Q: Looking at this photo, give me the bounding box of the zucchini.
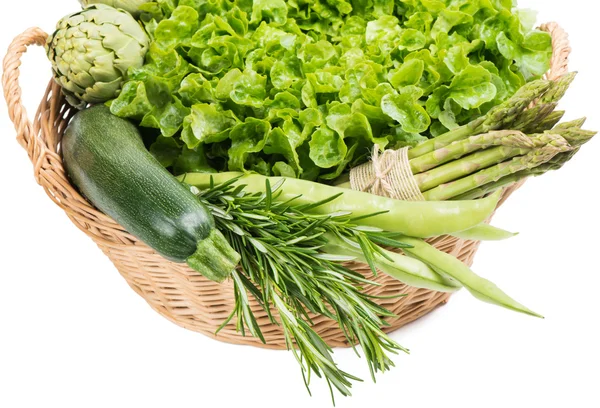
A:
[62,105,239,282]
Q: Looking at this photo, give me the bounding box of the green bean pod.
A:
[181,172,502,239]
[322,233,462,292]
[399,237,543,318]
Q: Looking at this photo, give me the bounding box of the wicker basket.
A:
[2,23,570,350]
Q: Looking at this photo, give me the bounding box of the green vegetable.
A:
[410,130,536,174]
[46,4,150,109]
[522,110,565,134]
[333,75,595,202]
[400,237,542,318]
[453,119,597,200]
[322,233,461,292]
[190,177,531,399]
[422,140,571,201]
[180,172,502,238]
[79,0,151,16]
[407,76,567,159]
[109,0,553,180]
[193,178,458,398]
[414,131,572,193]
[62,105,240,282]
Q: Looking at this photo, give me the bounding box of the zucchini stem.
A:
[187,230,241,282]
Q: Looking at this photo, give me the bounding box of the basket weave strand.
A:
[2,24,570,349]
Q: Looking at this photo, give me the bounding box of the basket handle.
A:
[541,22,571,81]
[2,27,49,155]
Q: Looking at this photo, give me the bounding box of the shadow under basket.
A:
[2,23,570,350]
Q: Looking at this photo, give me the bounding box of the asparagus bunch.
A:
[422,119,596,200]
[422,140,570,201]
[339,73,596,201]
[452,119,596,200]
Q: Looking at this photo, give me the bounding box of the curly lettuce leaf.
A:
[497,31,552,81]
[181,103,239,148]
[309,126,348,168]
[228,118,272,171]
[381,87,431,134]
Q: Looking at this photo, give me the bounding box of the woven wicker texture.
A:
[2,23,570,349]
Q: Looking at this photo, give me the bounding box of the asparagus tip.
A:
[555,117,587,129]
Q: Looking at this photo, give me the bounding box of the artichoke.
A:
[79,0,151,16]
[46,4,150,109]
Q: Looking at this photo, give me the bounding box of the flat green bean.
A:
[322,233,462,293]
[181,172,502,239]
[399,237,543,318]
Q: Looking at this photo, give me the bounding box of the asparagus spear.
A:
[526,148,581,175]
[415,146,531,191]
[508,120,594,173]
[451,150,581,201]
[514,103,557,132]
[410,130,534,174]
[451,173,527,201]
[522,110,565,134]
[452,122,597,200]
[422,143,572,201]
[552,119,595,145]
[414,132,572,192]
[512,72,576,131]
[538,72,577,104]
[530,120,597,173]
[408,73,576,160]
[408,79,553,159]
[555,117,588,131]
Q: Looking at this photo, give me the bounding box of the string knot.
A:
[350,146,424,201]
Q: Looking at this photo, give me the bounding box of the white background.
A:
[1,1,599,407]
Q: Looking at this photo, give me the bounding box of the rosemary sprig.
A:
[193,178,409,401]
